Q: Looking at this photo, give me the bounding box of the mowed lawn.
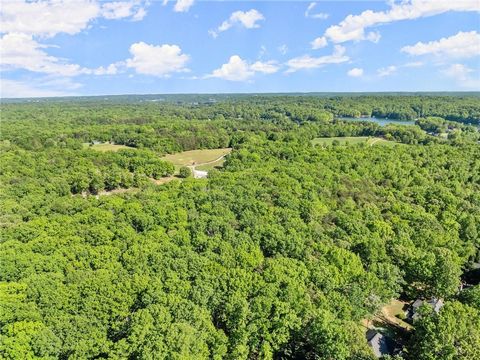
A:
[84,143,135,152]
[312,136,399,147]
[161,148,232,168]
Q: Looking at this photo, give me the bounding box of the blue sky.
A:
[1,0,479,97]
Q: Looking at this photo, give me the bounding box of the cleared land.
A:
[311,137,398,147]
[84,143,134,152]
[161,148,232,167]
[361,299,412,338]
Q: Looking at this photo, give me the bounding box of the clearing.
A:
[84,142,135,152]
[161,148,232,168]
[362,299,412,332]
[161,148,232,178]
[311,137,398,147]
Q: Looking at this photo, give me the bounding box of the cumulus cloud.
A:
[0,0,150,84]
[319,1,479,44]
[442,63,480,88]
[90,64,120,76]
[174,0,195,13]
[285,45,349,73]
[0,0,100,37]
[101,1,147,21]
[207,55,279,81]
[401,31,480,59]
[305,2,329,19]
[0,0,149,37]
[311,36,328,49]
[250,61,281,74]
[347,68,364,77]
[126,42,190,77]
[210,9,265,37]
[377,65,397,77]
[0,33,87,76]
[0,32,121,77]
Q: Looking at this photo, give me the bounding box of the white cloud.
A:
[210,9,265,37]
[0,0,149,82]
[321,1,480,44]
[442,63,480,88]
[347,68,364,77]
[305,2,329,19]
[101,1,147,21]
[251,61,280,74]
[208,56,254,81]
[366,31,381,43]
[174,0,195,13]
[377,65,397,77]
[0,1,148,38]
[126,42,190,77]
[285,45,349,73]
[132,7,147,21]
[0,33,121,77]
[0,33,86,76]
[278,44,288,55]
[91,63,120,76]
[0,0,100,38]
[401,31,480,59]
[207,55,279,81]
[311,36,328,49]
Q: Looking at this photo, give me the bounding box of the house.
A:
[405,298,444,321]
[193,169,208,179]
[366,329,396,358]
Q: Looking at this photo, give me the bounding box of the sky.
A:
[0,0,479,97]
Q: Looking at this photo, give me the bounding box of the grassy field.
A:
[161,148,232,168]
[311,137,398,147]
[196,158,227,171]
[361,299,412,341]
[84,143,134,152]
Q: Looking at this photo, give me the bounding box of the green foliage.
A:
[0,94,479,359]
[406,301,480,360]
[179,166,192,178]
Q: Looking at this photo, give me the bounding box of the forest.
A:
[1,94,480,359]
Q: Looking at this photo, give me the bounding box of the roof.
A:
[412,299,424,309]
[407,298,444,320]
[366,330,395,358]
[193,169,208,179]
[426,298,444,313]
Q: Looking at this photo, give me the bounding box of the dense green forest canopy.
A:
[1,94,479,359]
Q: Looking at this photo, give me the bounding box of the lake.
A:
[337,117,415,126]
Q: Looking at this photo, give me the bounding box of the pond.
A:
[337,117,415,126]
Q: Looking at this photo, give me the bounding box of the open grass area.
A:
[84,143,135,152]
[161,148,232,167]
[362,299,412,332]
[311,137,399,147]
[195,158,227,171]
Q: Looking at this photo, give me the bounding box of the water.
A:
[337,117,415,126]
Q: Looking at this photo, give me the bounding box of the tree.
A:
[407,301,480,360]
[179,166,192,178]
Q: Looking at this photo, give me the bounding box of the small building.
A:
[193,169,208,179]
[405,298,444,321]
[366,329,396,358]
